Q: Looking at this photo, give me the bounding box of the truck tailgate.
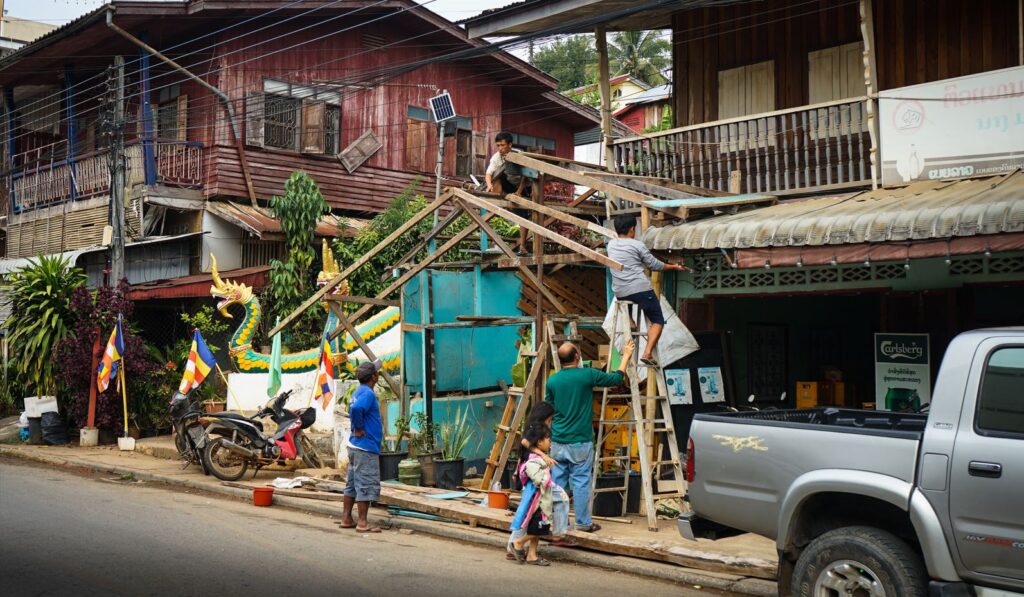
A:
[688,411,922,541]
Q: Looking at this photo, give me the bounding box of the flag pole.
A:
[214,363,240,408]
[119,363,129,437]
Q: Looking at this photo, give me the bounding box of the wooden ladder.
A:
[479,331,549,491]
[590,300,687,531]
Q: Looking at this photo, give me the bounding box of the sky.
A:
[3,0,512,25]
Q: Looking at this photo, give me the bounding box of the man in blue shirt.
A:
[340,359,383,533]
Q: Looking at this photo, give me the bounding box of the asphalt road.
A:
[0,459,693,597]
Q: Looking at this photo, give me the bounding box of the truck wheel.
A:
[793,526,927,597]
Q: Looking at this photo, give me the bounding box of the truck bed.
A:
[696,407,927,439]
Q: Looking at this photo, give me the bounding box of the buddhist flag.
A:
[97,318,125,393]
[178,330,216,394]
[312,336,335,407]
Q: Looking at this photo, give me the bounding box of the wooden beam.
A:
[453,189,623,271]
[494,252,593,268]
[328,302,401,399]
[270,190,453,336]
[454,197,568,314]
[325,295,399,308]
[502,193,615,239]
[586,171,729,197]
[595,25,615,170]
[505,152,674,216]
[327,204,493,338]
[389,205,464,273]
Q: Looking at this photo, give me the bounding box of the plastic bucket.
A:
[253,487,274,507]
[398,458,421,486]
[487,490,510,510]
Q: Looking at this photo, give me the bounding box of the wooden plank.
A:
[453,197,568,314]
[506,152,660,208]
[494,252,593,268]
[502,193,615,239]
[329,303,401,399]
[453,189,623,271]
[325,295,399,308]
[270,190,452,336]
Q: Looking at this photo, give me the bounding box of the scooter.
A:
[201,390,322,481]
[169,390,210,475]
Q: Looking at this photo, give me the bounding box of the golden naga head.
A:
[318,239,350,296]
[210,253,253,318]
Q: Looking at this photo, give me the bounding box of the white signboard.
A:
[697,366,725,404]
[665,369,692,405]
[874,333,931,411]
[879,65,1024,186]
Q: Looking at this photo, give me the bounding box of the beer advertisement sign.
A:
[874,333,931,411]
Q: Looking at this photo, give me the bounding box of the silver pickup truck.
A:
[679,328,1024,596]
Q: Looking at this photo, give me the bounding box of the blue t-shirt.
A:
[349,384,382,454]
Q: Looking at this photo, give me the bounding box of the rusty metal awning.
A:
[205,201,364,240]
[644,170,1024,251]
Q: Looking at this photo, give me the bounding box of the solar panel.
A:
[429,91,456,123]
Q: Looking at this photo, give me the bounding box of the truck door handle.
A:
[968,461,1002,478]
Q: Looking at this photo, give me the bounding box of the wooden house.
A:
[0,0,599,279]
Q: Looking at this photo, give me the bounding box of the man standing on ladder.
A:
[607,215,687,367]
[546,340,635,532]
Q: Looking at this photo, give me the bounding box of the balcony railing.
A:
[613,97,873,195]
[8,140,203,212]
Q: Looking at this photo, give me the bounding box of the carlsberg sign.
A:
[875,333,931,410]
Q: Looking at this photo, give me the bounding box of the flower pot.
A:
[434,457,465,490]
[417,451,441,486]
[379,451,408,481]
[203,401,226,414]
[79,427,99,447]
[499,460,521,491]
[127,427,142,440]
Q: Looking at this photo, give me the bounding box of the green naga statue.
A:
[210,240,401,375]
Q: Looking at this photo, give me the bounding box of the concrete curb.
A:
[0,445,775,596]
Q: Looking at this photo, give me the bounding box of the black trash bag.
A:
[41,411,69,445]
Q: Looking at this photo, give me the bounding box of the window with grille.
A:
[247,80,341,153]
[264,94,301,150]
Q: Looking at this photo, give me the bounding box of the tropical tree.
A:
[532,35,597,91]
[4,255,85,397]
[608,30,670,86]
[266,171,330,349]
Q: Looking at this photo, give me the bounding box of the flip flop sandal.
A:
[551,536,579,547]
[510,545,527,563]
[577,523,602,533]
[526,558,551,566]
[336,521,358,529]
[640,357,660,368]
[355,526,383,533]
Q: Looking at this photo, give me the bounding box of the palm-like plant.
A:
[608,30,671,86]
[4,254,85,396]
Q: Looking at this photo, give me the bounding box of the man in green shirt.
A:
[545,339,634,532]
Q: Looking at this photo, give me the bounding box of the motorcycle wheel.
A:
[300,434,323,469]
[202,437,250,481]
[173,429,189,459]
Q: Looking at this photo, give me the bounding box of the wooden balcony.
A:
[612,97,874,196]
[8,141,203,212]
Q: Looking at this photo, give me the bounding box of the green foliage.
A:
[438,406,473,461]
[565,74,602,108]
[152,305,233,403]
[267,171,329,349]
[4,255,86,396]
[533,35,597,91]
[410,411,440,455]
[609,30,670,86]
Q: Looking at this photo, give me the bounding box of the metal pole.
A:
[110,56,126,284]
[433,122,444,226]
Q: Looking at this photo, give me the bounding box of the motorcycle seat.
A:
[210,412,264,431]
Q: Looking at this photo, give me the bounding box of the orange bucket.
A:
[487,490,510,510]
[253,487,274,507]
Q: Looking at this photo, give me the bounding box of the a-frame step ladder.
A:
[590,300,687,532]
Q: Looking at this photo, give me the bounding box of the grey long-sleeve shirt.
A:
[606,237,665,297]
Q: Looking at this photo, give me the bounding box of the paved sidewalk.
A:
[0,440,776,596]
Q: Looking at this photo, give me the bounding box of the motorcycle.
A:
[169,390,210,475]
[201,390,323,481]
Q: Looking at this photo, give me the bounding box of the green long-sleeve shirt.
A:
[544,367,625,444]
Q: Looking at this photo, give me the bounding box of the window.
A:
[155,96,187,141]
[508,132,556,153]
[613,88,623,98]
[246,80,341,153]
[976,347,1024,436]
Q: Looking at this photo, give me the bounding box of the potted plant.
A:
[410,411,441,486]
[434,407,472,490]
[379,415,409,482]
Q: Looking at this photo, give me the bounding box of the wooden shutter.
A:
[405,118,428,172]
[338,129,383,173]
[809,42,866,103]
[245,93,264,148]
[176,95,188,141]
[717,66,744,120]
[472,132,488,176]
[301,99,326,154]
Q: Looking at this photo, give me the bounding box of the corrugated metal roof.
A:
[644,170,1024,250]
[205,201,361,238]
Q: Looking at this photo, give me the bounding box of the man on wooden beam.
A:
[485,131,533,254]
